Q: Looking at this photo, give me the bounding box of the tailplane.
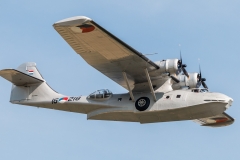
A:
[0,62,63,103]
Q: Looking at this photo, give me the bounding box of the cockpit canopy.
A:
[191,88,209,93]
[88,89,113,100]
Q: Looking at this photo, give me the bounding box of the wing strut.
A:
[122,72,135,102]
[144,68,157,102]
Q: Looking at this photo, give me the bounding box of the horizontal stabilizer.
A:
[0,69,44,86]
[194,112,234,127]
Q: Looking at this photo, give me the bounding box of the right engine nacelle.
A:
[172,73,199,90]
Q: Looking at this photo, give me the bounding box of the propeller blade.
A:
[182,67,189,78]
[180,50,182,63]
[201,78,206,81]
[182,64,187,68]
[178,51,189,78]
[170,76,180,83]
[196,81,201,88]
[202,81,208,89]
[198,64,208,89]
[178,51,183,68]
[176,68,182,75]
[199,65,202,80]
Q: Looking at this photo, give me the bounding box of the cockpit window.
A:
[200,89,208,92]
[193,89,199,93]
[192,88,208,93]
[88,89,112,100]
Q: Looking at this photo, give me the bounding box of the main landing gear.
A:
[135,97,150,111]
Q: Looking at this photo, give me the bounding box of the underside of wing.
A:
[194,112,234,127]
[53,16,168,92]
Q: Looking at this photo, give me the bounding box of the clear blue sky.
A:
[0,1,239,159]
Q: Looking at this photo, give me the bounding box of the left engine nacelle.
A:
[172,73,199,90]
[155,59,179,74]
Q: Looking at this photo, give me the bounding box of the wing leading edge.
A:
[53,16,168,92]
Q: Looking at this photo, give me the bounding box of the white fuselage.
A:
[18,89,233,124]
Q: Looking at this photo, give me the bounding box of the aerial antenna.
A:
[144,53,158,56]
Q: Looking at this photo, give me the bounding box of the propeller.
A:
[170,75,180,83]
[177,51,189,78]
[197,65,208,89]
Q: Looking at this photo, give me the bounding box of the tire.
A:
[135,97,150,111]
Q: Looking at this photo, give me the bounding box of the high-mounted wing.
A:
[194,112,234,127]
[53,16,167,92]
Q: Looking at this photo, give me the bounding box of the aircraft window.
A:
[193,89,199,93]
[96,91,103,98]
[104,90,112,98]
[88,89,112,100]
[89,92,96,99]
[176,95,181,98]
[166,96,170,99]
[200,89,208,93]
[192,88,209,93]
[204,99,224,102]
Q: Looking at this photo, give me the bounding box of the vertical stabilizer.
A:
[17,62,44,81]
[0,62,64,104]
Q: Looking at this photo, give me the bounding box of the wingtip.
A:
[53,16,92,27]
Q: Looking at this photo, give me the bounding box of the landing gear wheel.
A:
[135,97,150,111]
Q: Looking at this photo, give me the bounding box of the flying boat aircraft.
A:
[0,16,234,127]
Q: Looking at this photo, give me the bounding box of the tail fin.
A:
[16,62,45,81]
[0,62,63,103]
[0,63,44,86]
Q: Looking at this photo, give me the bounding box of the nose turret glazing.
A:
[226,97,233,109]
[217,93,233,109]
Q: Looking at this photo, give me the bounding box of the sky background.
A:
[0,0,240,159]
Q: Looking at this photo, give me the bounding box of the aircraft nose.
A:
[228,98,233,106]
[224,95,233,109]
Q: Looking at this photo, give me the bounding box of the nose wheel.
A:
[135,97,150,111]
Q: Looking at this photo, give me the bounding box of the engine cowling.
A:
[172,73,199,90]
[155,59,179,74]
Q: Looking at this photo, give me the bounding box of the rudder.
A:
[0,62,63,103]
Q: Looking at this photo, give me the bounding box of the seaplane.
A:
[0,16,234,127]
